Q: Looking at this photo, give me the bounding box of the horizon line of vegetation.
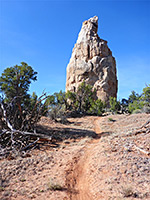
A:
[0,62,150,131]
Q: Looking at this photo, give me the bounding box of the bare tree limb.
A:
[0,92,50,158]
[0,102,14,131]
[134,145,150,156]
[140,119,150,129]
[21,137,39,151]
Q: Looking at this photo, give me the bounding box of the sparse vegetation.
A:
[88,99,105,116]
[45,81,106,117]
[122,186,134,197]
[48,179,64,191]
[109,97,120,114]
[132,109,142,114]
[0,62,49,131]
[0,62,149,160]
[0,186,5,192]
[20,178,26,182]
[122,186,138,198]
[142,105,150,113]
[0,63,50,158]
[108,117,115,122]
[127,86,150,114]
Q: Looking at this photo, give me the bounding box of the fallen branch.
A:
[134,145,150,156]
[140,119,150,129]
[126,118,150,136]
[134,129,146,135]
[0,129,52,158]
[13,130,52,141]
[0,103,14,131]
[21,137,39,151]
[0,92,50,159]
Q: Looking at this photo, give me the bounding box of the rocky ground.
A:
[0,113,150,200]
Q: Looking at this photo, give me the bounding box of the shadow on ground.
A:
[36,124,97,142]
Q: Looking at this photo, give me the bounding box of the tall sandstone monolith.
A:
[66,16,118,102]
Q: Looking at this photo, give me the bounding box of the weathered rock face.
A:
[66,16,118,102]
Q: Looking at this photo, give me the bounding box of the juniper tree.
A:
[109,97,120,114]
[141,84,150,106]
[0,62,38,130]
[0,62,37,102]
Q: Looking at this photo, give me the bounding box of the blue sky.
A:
[0,0,150,100]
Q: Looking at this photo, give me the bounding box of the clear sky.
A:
[0,0,150,100]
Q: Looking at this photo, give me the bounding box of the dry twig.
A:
[0,93,50,159]
[134,145,150,156]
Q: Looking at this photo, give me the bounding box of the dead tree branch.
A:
[0,93,50,159]
[134,145,150,156]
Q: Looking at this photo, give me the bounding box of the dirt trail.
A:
[65,117,102,200]
[1,114,149,200]
[65,114,150,200]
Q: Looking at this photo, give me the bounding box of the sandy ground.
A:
[0,113,150,200]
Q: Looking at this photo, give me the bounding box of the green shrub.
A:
[128,91,140,103]
[75,81,96,113]
[108,117,115,122]
[132,109,142,114]
[141,84,150,106]
[88,99,105,116]
[48,104,67,123]
[142,106,150,113]
[48,183,63,191]
[66,81,97,114]
[128,100,144,114]
[109,97,120,114]
[48,179,64,191]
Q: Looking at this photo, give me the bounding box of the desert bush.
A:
[66,81,97,114]
[47,82,105,117]
[46,91,69,123]
[48,179,64,191]
[48,104,67,123]
[122,186,134,197]
[132,109,142,114]
[75,81,96,114]
[88,99,105,116]
[48,183,63,191]
[128,100,144,114]
[141,84,150,106]
[108,117,115,122]
[109,97,120,114]
[128,91,140,103]
[142,106,150,113]
[127,86,150,114]
[63,82,107,116]
[65,90,76,111]
[120,98,129,113]
[54,90,69,110]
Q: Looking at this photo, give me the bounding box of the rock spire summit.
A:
[66,16,118,102]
